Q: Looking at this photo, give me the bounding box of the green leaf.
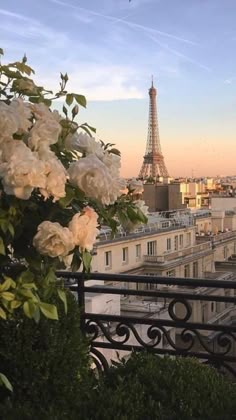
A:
[43,98,52,107]
[8,223,14,237]
[18,289,35,299]
[23,301,34,318]
[117,210,129,225]
[22,282,37,290]
[58,289,67,314]
[80,122,96,133]
[1,292,15,301]
[71,249,82,272]
[59,185,75,208]
[109,148,121,156]
[127,206,139,223]
[39,302,58,320]
[14,61,34,75]
[19,269,34,283]
[137,209,148,224]
[0,373,13,392]
[44,267,57,286]
[82,251,92,272]
[0,48,4,56]
[0,220,8,234]
[0,237,5,256]
[10,300,22,310]
[0,307,6,320]
[79,125,92,137]
[74,94,87,108]
[66,93,74,106]
[0,277,16,291]
[29,96,41,103]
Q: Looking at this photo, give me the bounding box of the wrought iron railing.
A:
[57,271,236,377]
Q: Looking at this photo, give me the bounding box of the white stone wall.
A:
[92,227,196,274]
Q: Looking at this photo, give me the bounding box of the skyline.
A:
[1,0,236,177]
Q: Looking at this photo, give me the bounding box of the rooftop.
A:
[97,210,194,244]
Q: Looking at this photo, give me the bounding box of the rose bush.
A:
[0,48,147,339]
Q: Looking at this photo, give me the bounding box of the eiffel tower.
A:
[139,79,169,180]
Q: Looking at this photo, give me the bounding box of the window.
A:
[136,244,141,260]
[105,251,112,268]
[179,234,183,248]
[174,236,178,251]
[166,269,175,277]
[211,302,215,312]
[147,241,157,256]
[184,264,190,278]
[161,221,170,228]
[122,247,128,264]
[193,262,198,278]
[167,238,171,251]
[147,282,156,290]
[186,232,191,246]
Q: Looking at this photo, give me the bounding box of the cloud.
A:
[35,63,144,101]
[223,77,235,84]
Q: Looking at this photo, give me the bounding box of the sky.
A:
[0,0,236,178]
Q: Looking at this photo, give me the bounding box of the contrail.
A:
[50,0,198,46]
[0,8,36,23]
[148,34,211,72]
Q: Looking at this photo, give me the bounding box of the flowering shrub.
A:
[0,48,147,337]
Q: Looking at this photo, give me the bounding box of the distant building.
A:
[86,209,236,364]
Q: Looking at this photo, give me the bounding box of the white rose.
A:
[30,103,52,120]
[28,118,61,151]
[129,178,144,195]
[0,102,19,141]
[68,155,125,205]
[120,186,129,195]
[40,155,68,202]
[9,98,32,133]
[100,151,121,178]
[69,207,99,251]
[33,221,75,258]
[134,199,149,216]
[0,139,32,163]
[0,152,46,200]
[65,132,103,157]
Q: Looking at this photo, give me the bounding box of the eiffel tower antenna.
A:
[139,79,169,180]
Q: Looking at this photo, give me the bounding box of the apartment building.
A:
[84,210,236,365]
[92,214,214,280]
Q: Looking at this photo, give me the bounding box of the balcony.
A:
[58,271,236,378]
[196,230,236,245]
[143,242,212,264]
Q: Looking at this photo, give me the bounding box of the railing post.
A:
[78,272,86,333]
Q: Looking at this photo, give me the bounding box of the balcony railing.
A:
[196,230,236,244]
[144,242,212,263]
[57,271,236,378]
